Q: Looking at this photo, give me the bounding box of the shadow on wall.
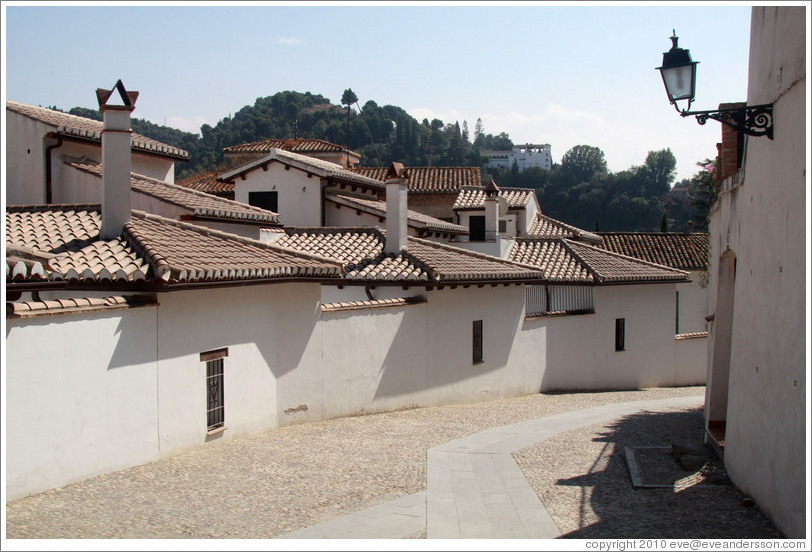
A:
[549,408,784,539]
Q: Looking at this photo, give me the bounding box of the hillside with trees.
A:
[65,90,713,232]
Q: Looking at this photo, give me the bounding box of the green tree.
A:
[341,88,358,147]
[689,159,717,231]
[560,145,608,185]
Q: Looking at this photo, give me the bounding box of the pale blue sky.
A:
[3,2,763,182]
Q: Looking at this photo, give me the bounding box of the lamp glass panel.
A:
[662,64,695,102]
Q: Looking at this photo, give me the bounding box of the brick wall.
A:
[715,102,746,187]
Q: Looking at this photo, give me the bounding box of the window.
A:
[615,318,626,351]
[498,219,508,234]
[473,320,483,363]
[201,348,228,432]
[675,291,680,334]
[248,191,278,213]
[469,216,486,241]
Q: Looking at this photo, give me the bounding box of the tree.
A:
[461,120,469,143]
[474,118,484,146]
[641,148,677,197]
[560,145,608,185]
[689,159,717,231]
[341,88,358,147]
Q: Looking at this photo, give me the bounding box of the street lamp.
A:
[656,31,773,139]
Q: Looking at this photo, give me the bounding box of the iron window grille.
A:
[201,348,228,431]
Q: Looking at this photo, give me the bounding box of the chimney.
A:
[384,162,409,254]
[97,80,138,240]
[484,179,500,241]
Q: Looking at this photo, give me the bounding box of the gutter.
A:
[44,135,64,203]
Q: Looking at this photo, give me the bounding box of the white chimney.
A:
[384,162,409,254]
[484,179,500,241]
[98,80,138,240]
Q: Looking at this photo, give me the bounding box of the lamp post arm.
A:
[679,103,773,139]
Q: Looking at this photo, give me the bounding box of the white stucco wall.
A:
[5,111,177,207]
[540,283,705,391]
[705,6,806,538]
[155,284,322,457]
[233,163,323,227]
[5,305,160,500]
[676,273,709,335]
[277,284,546,424]
[5,111,50,204]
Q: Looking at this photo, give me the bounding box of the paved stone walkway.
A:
[280,395,701,539]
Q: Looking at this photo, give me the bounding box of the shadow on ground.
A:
[555,408,784,539]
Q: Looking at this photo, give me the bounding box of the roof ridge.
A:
[128,211,344,271]
[565,239,689,278]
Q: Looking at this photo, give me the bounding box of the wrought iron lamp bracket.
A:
[678,103,774,139]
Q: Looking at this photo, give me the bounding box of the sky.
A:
[1,1,768,183]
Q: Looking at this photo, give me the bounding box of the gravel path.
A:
[513,404,783,538]
[5,385,781,539]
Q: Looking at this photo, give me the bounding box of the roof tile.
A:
[453,186,535,210]
[351,166,482,194]
[598,232,709,270]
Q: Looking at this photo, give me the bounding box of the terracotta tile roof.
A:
[276,227,544,284]
[6,205,341,285]
[7,295,157,318]
[509,239,593,282]
[326,194,468,236]
[321,297,426,313]
[67,162,279,225]
[125,212,340,283]
[223,138,356,156]
[175,171,235,198]
[453,186,535,210]
[6,204,100,253]
[219,149,385,192]
[6,205,149,283]
[528,213,602,244]
[598,232,709,270]
[509,238,689,284]
[350,167,482,194]
[6,101,188,160]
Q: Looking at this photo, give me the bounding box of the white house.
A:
[704,6,806,538]
[5,92,188,206]
[482,143,552,172]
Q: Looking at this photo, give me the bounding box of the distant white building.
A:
[482,143,552,172]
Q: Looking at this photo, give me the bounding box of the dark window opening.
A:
[615,318,626,351]
[473,320,483,363]
[469,216,486,241]
[248,191,278,213]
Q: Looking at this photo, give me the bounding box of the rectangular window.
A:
[201,348,228,431]
[469,216,486,241]
[615,318,626,351]
[248,191,278,213]
[498,219,508,234]
[675,291,680,334]
[473,320,483,363]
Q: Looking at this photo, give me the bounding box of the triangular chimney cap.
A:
[96,79,139,110]
[485,179,500,197]
[385,162,410,181]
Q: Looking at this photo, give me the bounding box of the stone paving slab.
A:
[277,491,427,539]
[425,395,703,539]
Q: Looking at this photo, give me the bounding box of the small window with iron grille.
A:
[473,320,484,363]
[615,318,626,351]
[201,348,228,433]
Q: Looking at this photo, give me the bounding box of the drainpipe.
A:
[44,135,64,204]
